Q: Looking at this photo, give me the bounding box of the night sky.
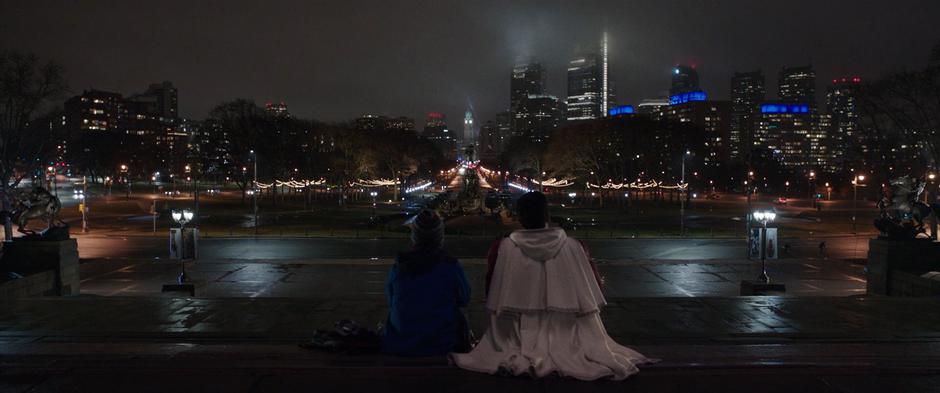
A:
[3,1,938,125]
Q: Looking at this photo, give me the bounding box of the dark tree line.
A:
[202,99,448,205]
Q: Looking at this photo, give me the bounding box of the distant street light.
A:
[752,209,777,283]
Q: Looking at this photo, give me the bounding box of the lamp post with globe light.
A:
[171,209,194,283]
[370,191,378,219]
[752,209,777,283]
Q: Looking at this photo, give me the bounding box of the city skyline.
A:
[3,1,939,125]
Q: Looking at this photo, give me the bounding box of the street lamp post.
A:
[681,150,690,236]
[78,177,88,233]
[926,173,936,203]
[47,166,58,199]
[171,209,194,284]
[120,164,130,200]
[808,171,816,207]
[370,191,378,219]
[185,164,199,227]
[852,174,865,234]
[252,151,258,238]
[929,173,937,239]
[752,210,777,283]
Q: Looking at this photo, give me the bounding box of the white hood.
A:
[508,227,568,262]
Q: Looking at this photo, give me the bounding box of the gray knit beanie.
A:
[409,209,444,248]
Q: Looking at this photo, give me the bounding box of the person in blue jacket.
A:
[383,209,471,356]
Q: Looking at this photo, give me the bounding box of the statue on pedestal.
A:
[875,176,935,240]
[11,187,66,240]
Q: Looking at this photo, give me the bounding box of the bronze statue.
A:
[875,176,935,239]
[11,186,63,236]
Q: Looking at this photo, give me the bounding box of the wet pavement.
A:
[78,257,867,298]
[74,234,872,260]
[2,296,940,392]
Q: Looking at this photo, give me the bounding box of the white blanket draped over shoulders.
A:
[452,227,654,381]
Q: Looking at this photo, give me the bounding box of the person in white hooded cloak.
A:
[451,191,655,380]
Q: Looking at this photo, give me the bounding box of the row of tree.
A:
[202,99,449,204]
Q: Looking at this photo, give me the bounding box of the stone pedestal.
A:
[740,280,787,296]
[868,238,940,296]
[1,239,80,296]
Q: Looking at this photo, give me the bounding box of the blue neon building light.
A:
[760,103,810,114]
[608,105,635,116]
[669,91,707,105]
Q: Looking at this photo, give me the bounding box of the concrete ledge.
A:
[1,239,80,296]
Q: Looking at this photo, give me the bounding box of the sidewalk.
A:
[2,296,940,392]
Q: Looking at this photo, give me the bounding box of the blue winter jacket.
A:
[383,247,471,356]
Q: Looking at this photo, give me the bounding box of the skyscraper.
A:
[826,77,862,170]
[754,103,813,168]
[601,32,610,117]
[142,81,178,120]
[730,70,766,160]
[511,61,545,114]
[778,65,817,110]
[656,100,731,168]
[565,35,612,122]
[423,112,455,157]
[670,65,700,95]
[566,54,603,121]
[511,61,558,140]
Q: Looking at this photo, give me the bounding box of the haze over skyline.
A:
[3,0,938,124]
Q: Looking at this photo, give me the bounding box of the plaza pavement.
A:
[2,296,940,392]
[72,234,873,261]
[78,257,867,298]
